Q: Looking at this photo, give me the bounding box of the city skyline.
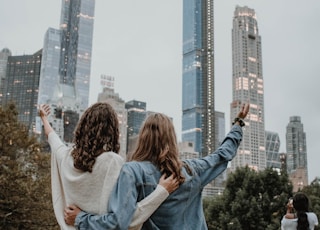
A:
[0,0,319,182]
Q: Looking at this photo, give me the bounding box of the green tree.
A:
[0,103,58,229]
[203,166,293,230]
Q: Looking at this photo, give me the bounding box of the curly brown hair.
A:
[72,102,120,172]
[130,113,185,184]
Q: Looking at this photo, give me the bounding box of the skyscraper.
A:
[0,48,12,105]
[37,28,61,105]
[182,0,215,156]
[265,131,281,170]
[125,100,147,158]
[286,116,308,189]
[58,0,95,110]
[37,0,95,141]
[1,50,42,132]
[230,6,266,171]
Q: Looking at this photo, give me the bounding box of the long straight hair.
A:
[293,193,310,230]
[131,113,185,184]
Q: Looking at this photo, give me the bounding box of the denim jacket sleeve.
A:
[185,125,243,187]
[75,165,138,230]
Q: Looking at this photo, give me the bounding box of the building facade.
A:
[0,48,12,95]
[125,100,147,158]
[230,6,266,171]
[286,116,308,189]
[58,0,95,110]
[265,131,281,170]
[37,28,61,106]
[1,50,42,133]
[37,0,95,142]
[182,0,215,156]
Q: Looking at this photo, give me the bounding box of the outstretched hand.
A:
[159,174,179,194]
[237,103,249,119]
[64,205,82,226]
[39,104,51,118]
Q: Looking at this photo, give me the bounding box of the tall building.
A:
[125,100,147,158]
[0,48,12,105]
[37,0,95,142]
[125,100,147,138]
[265,131,281,170]
[97,76,127,159]
[286,116,308,189]
[230,6,266,171]
[215,111,225,147]
[182,0,215,156]
[58,0,95,110]
[212,111,227,185]
[37,28,61,106]
[1,50,42,132]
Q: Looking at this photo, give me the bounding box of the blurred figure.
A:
[281,192,318,230]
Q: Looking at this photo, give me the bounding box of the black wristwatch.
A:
[232,117,245,127]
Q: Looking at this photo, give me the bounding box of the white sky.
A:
[1,0,319,182]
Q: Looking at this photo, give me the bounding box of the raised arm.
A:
[39,104,54,137]
[187,103,249,186]
[284,199,296,219]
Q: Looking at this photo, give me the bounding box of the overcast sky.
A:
[1,0,319,182]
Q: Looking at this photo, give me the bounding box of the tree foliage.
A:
[0,103,58,229]
[203,166,293,230]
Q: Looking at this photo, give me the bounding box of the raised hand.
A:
[39,104,51,117]
[237,103,249,119]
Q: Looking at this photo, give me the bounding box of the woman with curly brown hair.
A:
[64,103,249,230]
[39,103,178,230]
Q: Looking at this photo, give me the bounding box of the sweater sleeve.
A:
[48,131,69,163]
[128,185,169,230]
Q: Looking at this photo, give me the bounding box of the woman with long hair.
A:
[64,103,249,229]
[281,192,318,230]
[39,103,178,230]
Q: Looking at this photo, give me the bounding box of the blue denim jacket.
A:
[75,125,242,230]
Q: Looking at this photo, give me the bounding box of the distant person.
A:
[39,103,178,230]
[281,192,318,230]
[64,103,250,230]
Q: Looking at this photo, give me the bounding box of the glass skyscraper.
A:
[2,50,42,132]
[182,0,215,156]
[265,131,281,170]
[37,28,61,105]
[36,0,95,142]
[286,116,308,174]
[230,6,266,171]
[59,0,95,110]
[38,0,95,109]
